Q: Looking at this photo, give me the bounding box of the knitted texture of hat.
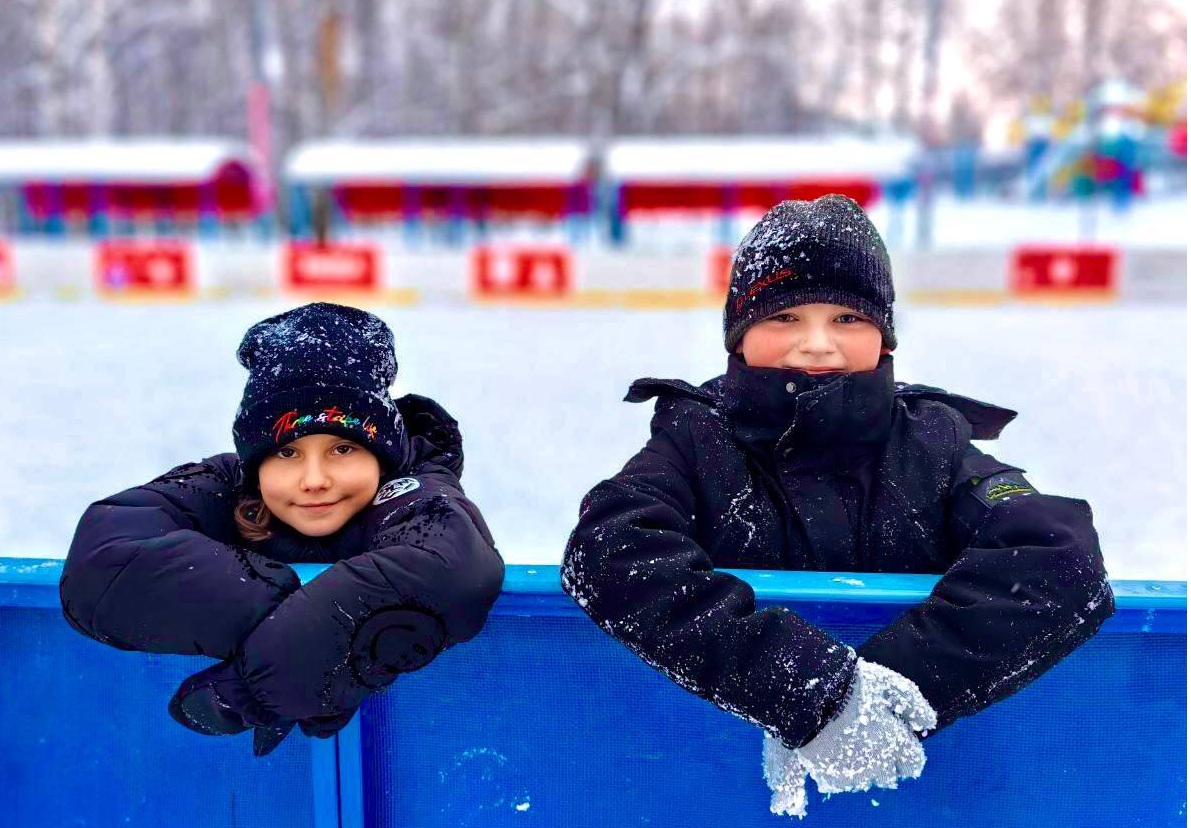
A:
[722,194,896,352]
[232,302,404,481]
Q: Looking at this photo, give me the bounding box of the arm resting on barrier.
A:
[563,418,857,750]
[59,455,300,659]
[858,446,1116,733]
[231,467,505,720]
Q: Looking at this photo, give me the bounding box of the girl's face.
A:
[738,302,886,373]
[258,434,381,537]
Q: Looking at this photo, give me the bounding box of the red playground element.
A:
[334,182,590,221]
[707,246,734,294]
[24,170,257,221]
[470,246,573,298]
[283,242,381,292]
[1170,118,1187,158]
[621,178,880,216]
[95,240,193,294]
[0,240,13,294]
[1010,246,1119,297]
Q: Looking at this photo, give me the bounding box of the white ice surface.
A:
[0,301,1184,580]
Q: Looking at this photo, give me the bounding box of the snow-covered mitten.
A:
[798,658,937,794]
[763,733,810,818]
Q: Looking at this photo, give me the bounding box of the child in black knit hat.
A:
[61,302,504,756]
[562,195,1114,817]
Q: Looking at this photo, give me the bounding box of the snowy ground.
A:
[0,300,1184,580]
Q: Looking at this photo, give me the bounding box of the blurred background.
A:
[0,0,1185,579]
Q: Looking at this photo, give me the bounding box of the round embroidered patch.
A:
[373,477,421,505]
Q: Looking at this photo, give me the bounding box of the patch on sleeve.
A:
[373,477,421,505]
[971,472,1036,507]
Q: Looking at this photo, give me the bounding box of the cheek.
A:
[842,329,884,369]
[256,467,289,508]
[344,461,382,499]
[740,328,790,368]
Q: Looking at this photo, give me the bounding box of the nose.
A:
[300,458,332,491]
[798,324,835,355]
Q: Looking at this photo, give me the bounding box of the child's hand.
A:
[168,659,295,756]
[299,707,358,739]
[763,733,810,818]
[797,658,936,795]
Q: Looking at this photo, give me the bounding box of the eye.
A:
[332,443,356,456]
[768,313,797,323]
[835,313,864,324]
[276,446,297,459]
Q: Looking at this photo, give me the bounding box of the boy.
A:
[561,195,1113,816]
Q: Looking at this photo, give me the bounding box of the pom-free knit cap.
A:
[232,302,404,484]
[723,194,896,352]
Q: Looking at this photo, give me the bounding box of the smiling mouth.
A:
[795,367,844,374]
[298,500,342,509]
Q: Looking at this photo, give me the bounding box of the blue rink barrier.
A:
[0,558,1185,828]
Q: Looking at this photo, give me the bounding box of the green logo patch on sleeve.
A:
[972,472,1036,507]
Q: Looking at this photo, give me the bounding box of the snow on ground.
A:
[0,300,1184,580]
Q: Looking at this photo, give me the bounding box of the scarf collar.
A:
[720,354,895,461]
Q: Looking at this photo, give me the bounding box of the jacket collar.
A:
[720,354,895,460]
[394,393,464,477]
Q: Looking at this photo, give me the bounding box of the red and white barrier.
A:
[470,245,573,298]
[283,242,381,293]
[1010,246,1120,298]
[706,245,734,295]
[0,240,14,295]
[95,240,194,295]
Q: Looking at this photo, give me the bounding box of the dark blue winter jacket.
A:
[562,355,1114,748]
[60,394,505,720]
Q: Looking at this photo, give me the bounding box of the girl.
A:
[60,302,505,756]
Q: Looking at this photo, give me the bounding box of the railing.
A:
[1,558,1185,828]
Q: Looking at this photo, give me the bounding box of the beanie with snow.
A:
[233,302,404,485]
[723,194,897,353]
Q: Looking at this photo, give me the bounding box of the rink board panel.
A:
[0,560,1184,828]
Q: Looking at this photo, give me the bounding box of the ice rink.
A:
[1,299,1184,580]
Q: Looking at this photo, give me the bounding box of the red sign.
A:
[1010,246,1119,297]
[96,241,193,293]
[471,246,573,298]
[0,240,13,294]
[707,246,734,294]
[284,242,380,292]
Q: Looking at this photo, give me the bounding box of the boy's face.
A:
[737,302,885,373]
[258,433,381,537]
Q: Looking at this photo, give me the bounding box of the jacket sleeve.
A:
[236,467,505,720]
[562,403,858,749]
[858,445,1116,733]
[59,456,301,659]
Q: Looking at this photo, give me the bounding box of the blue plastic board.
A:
[0,606,318,828]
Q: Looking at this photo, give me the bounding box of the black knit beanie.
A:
[723,194,896,353]
[232,302,404,485]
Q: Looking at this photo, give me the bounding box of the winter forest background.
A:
[0,0,1184,152]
